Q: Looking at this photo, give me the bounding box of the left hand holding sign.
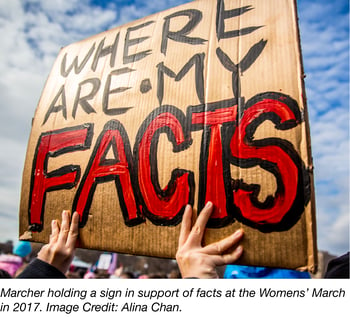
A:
[37,210,79,274]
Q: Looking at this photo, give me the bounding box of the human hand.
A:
[176,202,244,278]
[37,210,79,274]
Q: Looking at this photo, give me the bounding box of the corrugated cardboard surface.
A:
[19,0,317,272]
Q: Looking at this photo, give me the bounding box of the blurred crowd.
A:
[1,240,349,279]
[0,240,181,279]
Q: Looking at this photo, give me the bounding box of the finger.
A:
[203,229,244,255]
[66,211,80,248]
[178,205,193,247]
[212,245,244,266]
[49,219,59,244]
[58,210,71,243]
[186,201,213,246]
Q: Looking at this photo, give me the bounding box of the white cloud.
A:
[299,0,349,255]
[110,0,189,27]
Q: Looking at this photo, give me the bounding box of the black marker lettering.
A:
[123,21,154,64]
[216,0,262,41]
[91,33,120,71]
[216,39,267,101]
[161,9,206,55]
[103,67,135,115]
[72,78,100,119]
[43,85,67,125]
[157,53,205,105]
[60,43,96,77]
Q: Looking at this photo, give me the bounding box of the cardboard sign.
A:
[19,0,317,271]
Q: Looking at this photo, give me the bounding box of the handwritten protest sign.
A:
[19,0,317,271]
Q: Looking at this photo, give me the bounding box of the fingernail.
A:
[236,245,243,254]
[73,211,80,221]
[233,229,243,238]
[205,201,213,208]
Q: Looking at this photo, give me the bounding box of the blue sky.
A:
[0,0,348,257]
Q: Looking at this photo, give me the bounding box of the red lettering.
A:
[191,103,237,225]
[73,120,143,227]
[230,93,302,228]
[135,106,194,225]
[29,125,93,231]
